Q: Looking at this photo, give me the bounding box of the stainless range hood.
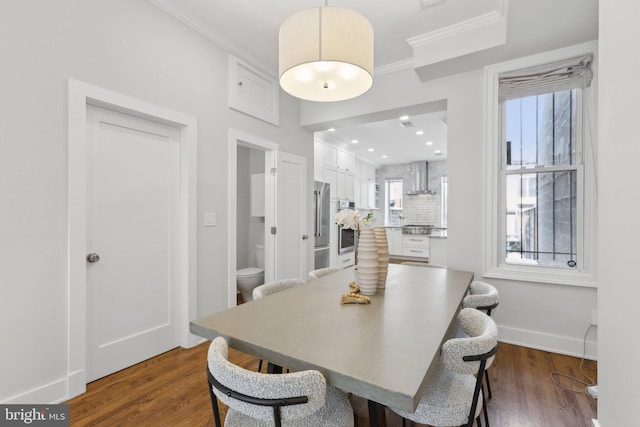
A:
[406,161,435,195]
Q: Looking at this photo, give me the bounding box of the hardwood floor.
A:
[65,342,597,426]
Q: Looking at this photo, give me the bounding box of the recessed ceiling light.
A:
[351,139,359,144]
[416,131,424,135]
[434,150,442,155]
[368,148,375,152]
[426,141,433,146]
[381,155,388,159]
[399,115,409,121]
[328,128,335,132]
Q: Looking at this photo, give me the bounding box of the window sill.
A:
[483,265,597,288]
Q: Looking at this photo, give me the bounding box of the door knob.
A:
[86,253,100,263]
[302,235,309,240]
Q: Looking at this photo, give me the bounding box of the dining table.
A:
[190,263,473,427]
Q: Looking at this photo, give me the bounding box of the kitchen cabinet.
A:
[353,158,378,209]
[323,167,337,197]
[315,139,354,201]
[337,148,355,173]
[336,252,355,268]
[314,140,324,182]
[387,228,403,256]
[402,235,430,258]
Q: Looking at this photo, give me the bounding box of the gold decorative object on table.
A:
[340,281,371,304]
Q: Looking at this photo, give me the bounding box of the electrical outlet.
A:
[591,309,598,326]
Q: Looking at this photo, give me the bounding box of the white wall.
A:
[597,1,640,425]
[236,146,251,268]
[0,0,312,403]
[236,146,266,270]
[301,65,597,358]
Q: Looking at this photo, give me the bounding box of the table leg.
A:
[367,400,387,427]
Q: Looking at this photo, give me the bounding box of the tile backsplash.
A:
[405,195,441,226]
[377,160,447,227]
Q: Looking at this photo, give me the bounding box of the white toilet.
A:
[236,244,265,302]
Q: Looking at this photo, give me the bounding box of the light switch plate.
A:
[204,212,217,227]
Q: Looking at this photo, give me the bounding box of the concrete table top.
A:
[191,264,472,417]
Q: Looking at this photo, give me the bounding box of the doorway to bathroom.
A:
[227,130,308,308]
[236,144,266,304]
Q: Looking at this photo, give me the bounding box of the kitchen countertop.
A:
[383,225,447,238]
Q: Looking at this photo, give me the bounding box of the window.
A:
[385,179,403,225]
[484,43,597,287]
[503,90,579,268]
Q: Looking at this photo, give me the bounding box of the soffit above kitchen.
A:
[148,0,597,82]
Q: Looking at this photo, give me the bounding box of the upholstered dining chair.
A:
[462,280,500,399]
[252,278,305,300]
[392,308,498,427]
[463,280,499,316]
[207,337,354,427]
[252,278,305,372]
[307,267,343,281]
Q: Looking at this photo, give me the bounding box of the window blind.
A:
[498,54,593,102]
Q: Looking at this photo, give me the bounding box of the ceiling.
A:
[317,111,448,165]
[148,0,598,166]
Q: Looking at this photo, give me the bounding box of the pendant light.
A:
[279,2,374,102]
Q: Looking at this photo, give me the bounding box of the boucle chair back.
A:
[441,308,498,375]
[207,337,326,422]
[462,280,499,313]
[252,279,305,300]
[308,267,343,281]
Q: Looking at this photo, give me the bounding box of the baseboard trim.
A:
[498,325,597,360]
[2,377,68,404]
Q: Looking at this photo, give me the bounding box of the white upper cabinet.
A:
[322,142,338,169]
[314,140,324,182]
[228,55,279,126]
[337,148,355,173]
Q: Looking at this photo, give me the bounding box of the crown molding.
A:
[408,0,508,69]
[147,0,277,79]
[375,58,414,76]
[407,7,506,48]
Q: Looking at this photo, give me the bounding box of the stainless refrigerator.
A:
[313,181,331,269]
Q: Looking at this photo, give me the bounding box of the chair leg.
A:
[485,369,492,399]
[476,415,482,426]
[207,377,222,427]
[257,359,263,372]
[483,401,490,427]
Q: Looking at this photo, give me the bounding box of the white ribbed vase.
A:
[374,227,389,288]
[356,228,378,295]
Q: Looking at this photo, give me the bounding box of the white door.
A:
[85,105,181,382]
[275,151,308,280]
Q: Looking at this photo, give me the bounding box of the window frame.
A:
[483,42,597,287]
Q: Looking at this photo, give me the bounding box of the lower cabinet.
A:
[336,252,355,268]
[402,235,430,258]
[387,228,403,256]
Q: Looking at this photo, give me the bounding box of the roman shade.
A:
[498,54,593,101]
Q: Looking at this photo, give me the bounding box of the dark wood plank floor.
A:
[65,341,597,426]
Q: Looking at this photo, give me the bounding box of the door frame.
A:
[67,79,198,399]
[228,130,278,308]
